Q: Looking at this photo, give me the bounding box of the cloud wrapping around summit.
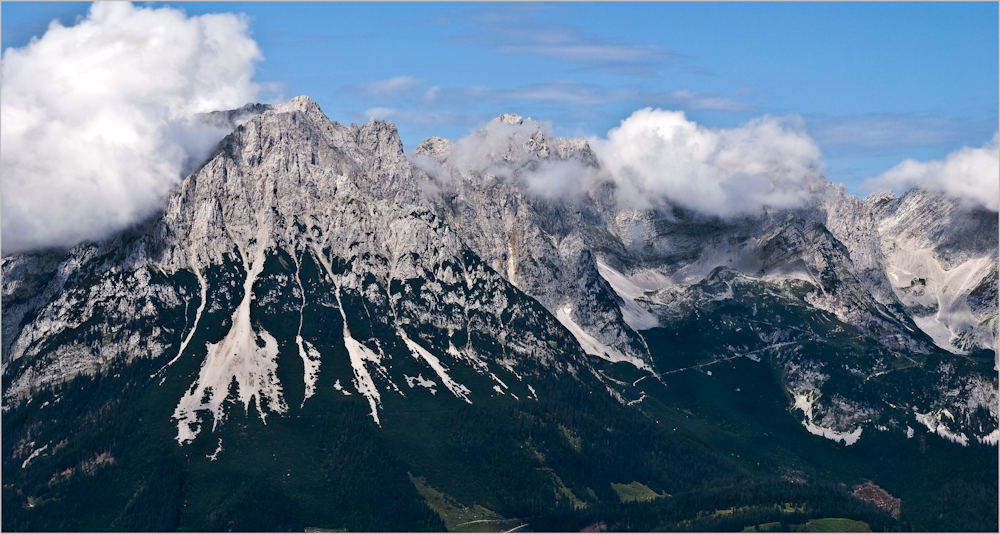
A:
[868,134,1000,212]
[417,109,827,218]
[1,2,261,253]
[3,0,994,255]
[590,108,826,216]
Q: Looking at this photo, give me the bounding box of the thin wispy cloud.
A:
[650,90,748,112]
[466,82,745,112]
[493,26,668,65]
[451,23,671,75]
[810,113,998,154]
[491,81,620,106]
[423,86,443,103]
[351,75,425,99]
[353,82,605,116]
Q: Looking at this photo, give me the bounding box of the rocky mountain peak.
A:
[417,114,597,178]
[862,188,897,207]
[413,136,453,161]
[497,113,524,125]
[197,102,274,130]
[155,93,423,274]
[2,95,998,532]
[2,96,997,504]
[276,94,324,115]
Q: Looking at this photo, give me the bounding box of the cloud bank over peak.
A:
[591,108,826,216]
[413,108,828,218]
[1,1,262,253]
[867,134,1000,212]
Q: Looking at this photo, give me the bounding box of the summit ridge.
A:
[2,96,996,532]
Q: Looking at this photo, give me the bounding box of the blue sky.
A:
[3,1,997,198]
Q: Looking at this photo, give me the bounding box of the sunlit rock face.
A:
[2,98,589,443]
[868,187,998,355]
[2,96,996,450]
[412,114,652,370]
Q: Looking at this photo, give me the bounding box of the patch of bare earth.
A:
[852,480,901,518]
[48,451,116,487]
[581,521,607,532]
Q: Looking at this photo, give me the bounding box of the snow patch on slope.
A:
[447,341,513,393]
[404,374,438,394]
[596,260,661,330]
[293,253,322,405]
[884,248,994,353]
[915,410,969,446]
[399,329,471,403]
[333,379,351,395]
[911,315,960,353]
[978,429,999,445]
[21,444,48,469]
[168,266,208,368]
[311,245,384,425]
[342,331,384,426]
[296,336,322,404]
[207,438,223,461]
[173,251,287,445]
[793,391,863,446]
[556,305,651,370]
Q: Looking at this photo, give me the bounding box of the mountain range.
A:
[3,96,996,532]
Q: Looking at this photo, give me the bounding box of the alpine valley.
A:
[2,97,997,532]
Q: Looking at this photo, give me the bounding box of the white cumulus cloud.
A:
[1,1,262,253]
[591,108,826,216]
[867,134,999,212]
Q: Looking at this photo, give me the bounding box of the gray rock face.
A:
[2,98,590,443]
[196,102,274,131]
[2,96,996,447]
[412,115,651,369]
[588,194,933,353]
[406,114,996,446]
[868,187,998,354]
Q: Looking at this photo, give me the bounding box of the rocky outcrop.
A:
[412,114,651,369]
[1,98,590,443]
[869,187,998,354]
[2,97,996,447]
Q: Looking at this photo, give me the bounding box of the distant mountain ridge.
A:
[4,94,996,444]
[2,96,996,531]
